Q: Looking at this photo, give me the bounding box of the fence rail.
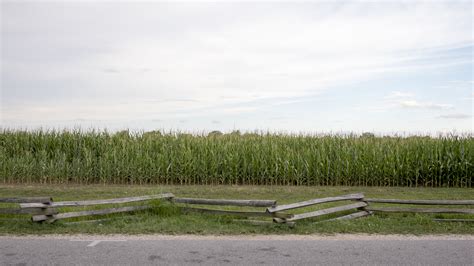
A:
[173,198,276,207]
[365,197,474,215]
[173,197,294,221]
[275,201,368,223]
[0,197,52,204]
[269,193,368,224]
[365,199,474,205]
[0,193,173,223]
[267,193,364,213]
[326,210,373,221]
[366,207,474,214]
[21,193,174,208]
[0,207,58,215]
[180,207,293,219]
[32,205,151,223]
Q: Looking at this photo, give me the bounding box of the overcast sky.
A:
[1,1,473,134]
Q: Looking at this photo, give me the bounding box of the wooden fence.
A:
[364,198,474,218]
[1,193,473,225]
[1,193,174,223]
[173,197,296,226]
[269,193,371,224]
[0,197,58,216]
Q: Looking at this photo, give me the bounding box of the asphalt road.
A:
[0,235,472,265]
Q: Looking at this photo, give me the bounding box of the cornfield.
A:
[0,129,472,187]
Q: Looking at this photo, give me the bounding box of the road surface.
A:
[1,235,472,265]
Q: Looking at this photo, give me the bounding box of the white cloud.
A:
[360,91,456,112]
[1,2,473,131]
[399,100,453,110]
[82,3,469,107]
[385,91,415,99]
[437,114,472,119]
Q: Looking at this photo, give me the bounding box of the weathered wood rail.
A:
[267,193,364,213]
[0,197,52,204]
[365,199,474,205]
[173,198,276,207]
[22,193,174,223]
[271,193,368,224]
[0,197,56,216]
[33,205,151,223]
[180,207,293,219]
[0,207,58,215]
[21,193,175,208]
[172,197,293,222]
[287,201,368,221]
[364,198,474,216]
[326,210,373,221]
[365,207,474,214]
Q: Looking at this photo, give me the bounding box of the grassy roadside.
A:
[1,185,473,235]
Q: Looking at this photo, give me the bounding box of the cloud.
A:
[384,91,414,99]
[103,67,155,74]
[211,120,221,124]
[399,100,453,110]
[140,68,152,73]
[1,2,472,132]
[437,113,472,119]
[103,68,120,74]
[143,98,199,104]
[3,3,472,103]
[370,91,455,111]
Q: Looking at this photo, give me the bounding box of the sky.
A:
[1,0,473,134]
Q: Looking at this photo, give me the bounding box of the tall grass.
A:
[0,129,472,187]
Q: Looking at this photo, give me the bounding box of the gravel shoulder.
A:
[1,234,473,241]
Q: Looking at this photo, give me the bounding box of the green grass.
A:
[1,129,472,187]
[0,185,473,235]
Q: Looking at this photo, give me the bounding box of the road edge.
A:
[0,234,473,241]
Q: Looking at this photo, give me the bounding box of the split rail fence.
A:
[1,194,174,223]
[1,193,473,225]
[364,198,474,223]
